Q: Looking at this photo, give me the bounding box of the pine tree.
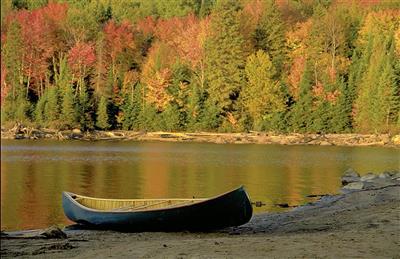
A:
[138,103,158,131]
[355,35,399,133]
[186,84,205,131]
[310,100,331,133]
[54,57,77,129]
[35,91,47,127]
[330,78,352,133]
[121,93,134,130]
[77,83,94,130]
[162,103,181,131]
[15,89,31,123]
[61,85,77,129]
[253,1,286,75]
[198,98,221,130]
[290,63,314,132]
[204,0,246,127]
[44,86,60,126]
[96,96,110,130]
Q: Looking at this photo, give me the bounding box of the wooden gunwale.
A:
[64,188,245,213]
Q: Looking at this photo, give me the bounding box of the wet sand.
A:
[2,177,399,258]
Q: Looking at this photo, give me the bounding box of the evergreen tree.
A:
[44,86,60,125]
[330,78,352,133]
[355,35,399,133]
[15,89,31,123]
[61,85,77,128]
[204,0,246,128]
[96,96,110,130]
[137,103,158,131]
[253,1,286,75]
[76,83,94,130]
[310,100,331,133]
[54,57,77,129]
[162,103,181,131]
[290,63,314,132]
[198,99,221,130]
[121,93,134,130]
[186,84,205,131]
[34,91,47,126]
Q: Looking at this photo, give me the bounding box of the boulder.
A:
[392,172,400,181]
[391,135,400,145]
[39,226,67,239]
[362,178,398,190]
[319,141,332,146]
[379,172,391,179]
[360,173,377,182]
[72,128,82,134]
[341,168,360,185]
[341,182,364,191]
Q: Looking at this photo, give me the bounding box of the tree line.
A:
[1,0,399,133]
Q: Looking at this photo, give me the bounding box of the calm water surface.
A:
[1,139,399,230]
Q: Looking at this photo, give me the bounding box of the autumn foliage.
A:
[0,0,399,133]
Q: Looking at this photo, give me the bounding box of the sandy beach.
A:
[2,173,399,258]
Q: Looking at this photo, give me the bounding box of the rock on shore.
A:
[340,169,400,193]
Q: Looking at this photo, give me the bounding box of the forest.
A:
[1,0,399,134]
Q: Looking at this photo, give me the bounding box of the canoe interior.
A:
[71,194,207,212]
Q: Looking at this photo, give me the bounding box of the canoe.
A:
[62,186,253,231]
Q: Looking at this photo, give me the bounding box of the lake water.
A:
[1,139,399,230]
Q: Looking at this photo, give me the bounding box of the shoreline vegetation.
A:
[1,171,399,258]
[1,1,400,138]
[2,124,400,147]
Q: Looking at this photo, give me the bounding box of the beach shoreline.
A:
[2,173,399,258]
[2,125,400,148]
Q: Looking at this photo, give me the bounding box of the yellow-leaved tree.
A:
[242,50,285,131]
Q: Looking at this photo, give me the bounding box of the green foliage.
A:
[2,21,23,98]
[1,0,12,28]
[96,96,110,130]
[34,91,47,126]
[242,50,285,131]
[1,21,29,123]
[44,86,60,124]
[186,84,205,131]
[76,83,94,130]
[198,99,221,130]
[290,63,314,132]
[1,0,399,134]
[155,0,200,18]
[14,91,31,123]
[60,85,77,129]
[330,78,352,133]
[137,103,158,131]
[205,0,246,124]
[122,83,144,130]
[162,103,181,131]
[354,34,399,133]
[66,3,99,42]
[253,1,286,74]
[199,0,216,18]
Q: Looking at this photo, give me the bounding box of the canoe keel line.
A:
[62,186,253,231]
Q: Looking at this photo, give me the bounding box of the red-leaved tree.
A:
[68,41,96,94]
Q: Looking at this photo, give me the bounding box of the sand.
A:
[2,179,399,258]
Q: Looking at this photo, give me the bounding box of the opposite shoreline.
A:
[1,125,400,147]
